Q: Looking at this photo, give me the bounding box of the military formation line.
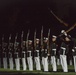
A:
[0,28,76,73]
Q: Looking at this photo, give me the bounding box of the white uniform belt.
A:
[52,49,56,51]
[27,51,31,52]
[22,51,25,53]
[36,50,39,52]
[41,49,44,51]
[61,47,66,50]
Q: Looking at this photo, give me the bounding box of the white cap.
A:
[36,39,39,41]
[46,38,48,40]
[44,37,48,40]
[29,40,32,43]
[52,35,57,38]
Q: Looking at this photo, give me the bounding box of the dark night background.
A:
[0,0,76,41]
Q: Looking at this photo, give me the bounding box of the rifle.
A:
[14,33,18,52]
[49,8,76,33]
[41,26,43,50]
[34,29,36,50]
[26,30,30,51]
[8,34,12,50]
[21,31,24,49]
[47,29,50,55]
[59,23,76,37]
[2,34,4,51]
[66,23,76,33]
[48,8,68,27]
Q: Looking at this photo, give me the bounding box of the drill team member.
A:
[8,43,14,70]
[41,37,48,72]
[50,35,57,72]
[27,40,33,71]
[72,43,76,72]
[59,36,69,72]
[72,38,76,72]
[14,42,20,70]
[2,42,8,69]
[21,41,27,70]
[34,39,41,70]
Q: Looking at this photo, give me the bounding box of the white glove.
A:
[72,49,75,52]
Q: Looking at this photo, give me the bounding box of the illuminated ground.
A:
[0,65,76,75]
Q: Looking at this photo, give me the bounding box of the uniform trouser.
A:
[9,58,14,70]
[57,58,60,65]
[73,56,76,72]
[51,56,57,71]
[42,57,44,67]
[60,55,68,72]
[3,57,8,69]
[22,58,27,70]
[35,57,41,70]
[27,57,33,71]
[15,58,20,70]
[42,57,48,71]
[69,59,72,65]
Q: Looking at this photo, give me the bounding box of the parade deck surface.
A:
[0,65,76,75]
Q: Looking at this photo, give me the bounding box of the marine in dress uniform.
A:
[34,39,41,70]
[66,35,73,66]
[72,43,76,72]
[72,38,76,72]
[14,42,20,70]
[27,40,33,71]
[59,35,69,72]
[2,42,8,69]
[41,37,48,72]
[50,35,57,72]
[8,43,14,70]
[57,30,68,66]
[21,41,27,70]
